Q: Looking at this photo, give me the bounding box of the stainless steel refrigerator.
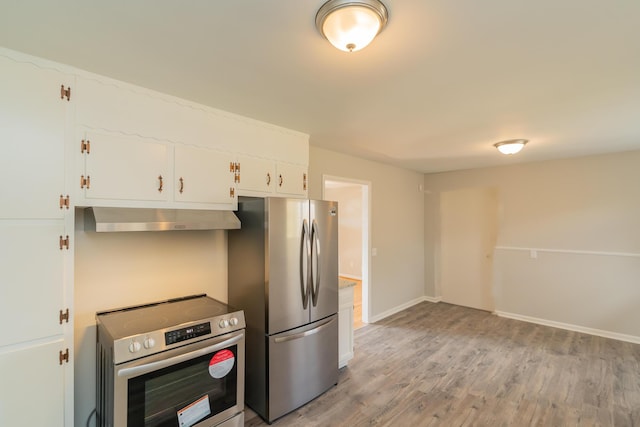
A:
[228,196,339,423]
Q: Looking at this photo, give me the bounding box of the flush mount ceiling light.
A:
[494,139,528,155]
[316,0,389,52]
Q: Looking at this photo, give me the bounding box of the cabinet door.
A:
[0,222,65,347]
[236,154,275,194]
[174,145,236,205]
[0,55,69,219]
[276,163,308,197]
[0,339,65,427]
[82,131,170,202]
[338,287,355,368]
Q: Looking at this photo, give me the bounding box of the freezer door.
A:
[267,198,311,334]
[309,200,339,322]
[267,315,338,422]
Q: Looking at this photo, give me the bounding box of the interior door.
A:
[310,200,339,322]
[266,198,310,334]
[440,187,498,311]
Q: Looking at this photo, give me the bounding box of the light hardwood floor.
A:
[245,301,640,426]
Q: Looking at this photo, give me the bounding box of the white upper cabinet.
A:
[174,145,236,205]
[78,130,170,203]
[75,73,309,205]
[276,162,308,197]
[236,154,276,195]
[0,55,70,219]
[237,156,309,198]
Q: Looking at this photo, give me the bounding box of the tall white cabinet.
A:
[0,52,74,427]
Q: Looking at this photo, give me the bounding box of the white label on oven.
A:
[208,349,235,378]
[177,395,211,427]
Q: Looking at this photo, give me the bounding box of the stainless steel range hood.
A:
[84,207,241,232]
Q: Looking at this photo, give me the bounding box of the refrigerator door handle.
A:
[311,219,321,306]
[300,219,311,309]
[273,317,335,343]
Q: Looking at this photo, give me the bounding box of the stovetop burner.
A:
[97,294,237,339]
[96,294,245,364]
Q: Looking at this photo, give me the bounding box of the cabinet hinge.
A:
[60,85,71,101]
[59,308,70,324]
[80,175,91,189]
[59,235,70,250]
[59,348,70,365]
[80,139,91,154]
[230,162,240,183]
[59,194,70,210]
[303,173,307,191]
[230,187,235,198]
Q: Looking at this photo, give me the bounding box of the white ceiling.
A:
[2,0,639,173]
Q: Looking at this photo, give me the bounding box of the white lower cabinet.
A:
[338,286,355,368]
[0,339,66,427]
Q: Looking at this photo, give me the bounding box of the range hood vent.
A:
[84,207,241,232]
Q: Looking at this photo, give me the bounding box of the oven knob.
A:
[229,317,239,326]
[144,337,155,349]
[129,341,142,353]
[218,319,229,328]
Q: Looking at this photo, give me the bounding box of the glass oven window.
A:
[127,345,238,427]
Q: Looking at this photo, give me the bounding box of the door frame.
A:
[322,175,371,324]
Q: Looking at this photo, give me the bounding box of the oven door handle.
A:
[117,332,244,378]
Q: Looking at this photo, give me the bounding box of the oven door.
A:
[113,330,244,427]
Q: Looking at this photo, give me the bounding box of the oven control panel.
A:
[110,310,245,363]
[165,322,211,345]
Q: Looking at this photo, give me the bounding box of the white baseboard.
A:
[495,310,640,345]
[369,296,439,323]
[367,297,640,345]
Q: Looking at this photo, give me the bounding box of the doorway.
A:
[440,187,498,312]
[323,176,370,328]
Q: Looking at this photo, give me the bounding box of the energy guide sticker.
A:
[177,395,211,427]
[208,349,234,378]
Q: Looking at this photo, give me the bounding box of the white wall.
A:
[73,209,228,426]
[424,150,640,341]
[309,146,425,319]
[324,183,363,279]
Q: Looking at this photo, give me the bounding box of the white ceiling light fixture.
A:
[494,139,528,155]
[316,0,389,53]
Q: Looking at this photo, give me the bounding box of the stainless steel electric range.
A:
[96,294,245,427]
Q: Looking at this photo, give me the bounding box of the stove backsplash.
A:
[73,208,229,426]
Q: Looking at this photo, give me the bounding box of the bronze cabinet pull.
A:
[158,175,163,193]
[179,177,184,194]
[279,174,283,187]
[266,173,271,186]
